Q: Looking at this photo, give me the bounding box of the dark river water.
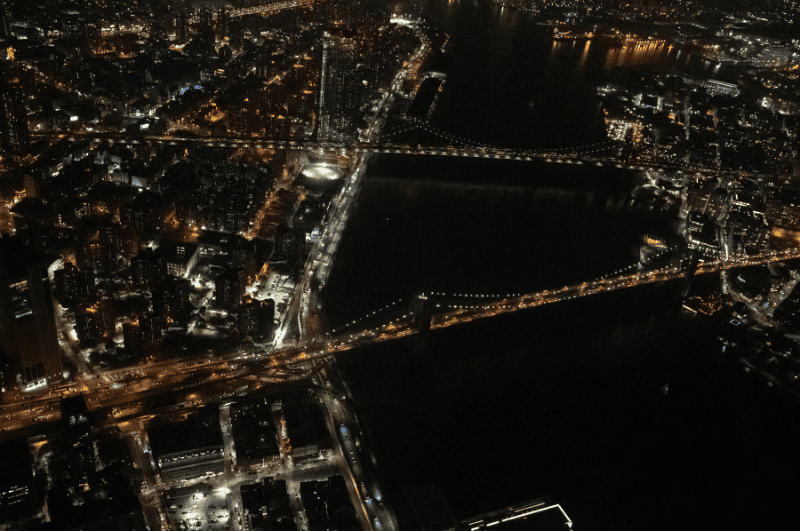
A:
[324,1,800,530]
[391,0,734,149]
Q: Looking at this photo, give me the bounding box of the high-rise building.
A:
[174,13,188,45]
[23,173,45,199]
[159,241,200,277]
[0,438,36,522]
[0,236,62,387]
[274,224,305,265]
[59,395,94,490]
[217,7,228,40]
[54,262,96,306]
[318,29,364,141]
[0,82,30,155]
[0,3,9,41]
[239,298,275,342]
[152,277,191,321]
[130,249,161,288]
[74,299,115,345]
[75,238,109,276]
[123,313,161,358]
[199,8,212,29]
[215,267,245,309]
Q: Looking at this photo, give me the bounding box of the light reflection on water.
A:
[342,3,788,529]
[598,41,675,70]
[578,39,590,69]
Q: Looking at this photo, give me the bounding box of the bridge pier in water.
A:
[680,250,700,299]
[410,293,432,357]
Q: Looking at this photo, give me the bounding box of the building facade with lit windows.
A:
[318,29,365,141]
[122,313,162,358]
[0,82,30,154]
[0,438,36,523]
[603,109,643,142]
[60,395,95,491]
[682,77,740,97]
[0,237,62,388]
[239,298,275,342]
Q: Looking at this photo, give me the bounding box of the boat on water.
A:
[441,34,450,54]
[552,26,594,41]
[553,30,593,41]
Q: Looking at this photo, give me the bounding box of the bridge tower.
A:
[410,293,432,357]
[680,249,700,300]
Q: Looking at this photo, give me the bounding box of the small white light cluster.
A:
[302,163,342,181]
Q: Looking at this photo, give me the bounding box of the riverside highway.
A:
[274,151,370,346]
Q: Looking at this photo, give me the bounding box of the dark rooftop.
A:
[461,499,572,531]
[0,438,33,490]
[407,78,442,121]
[0,235,54,280]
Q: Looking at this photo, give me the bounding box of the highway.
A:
[6,23,781,529]
[288,153,371,345]
[314,384,398,531]
[280,39,418,347]
[7,8,792,530]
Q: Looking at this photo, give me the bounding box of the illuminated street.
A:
[2,0,800,530]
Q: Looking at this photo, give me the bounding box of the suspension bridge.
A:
[3,247,796,435]
[228,0,314,17]
[31,127,720,175]
[257,247,800,374]
[185,0,314,23]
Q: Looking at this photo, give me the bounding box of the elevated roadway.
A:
[4,250,798,442]
[4,248,800,437]
[29,131,720,176]
[228,0,314,17]
[186,0,314,23]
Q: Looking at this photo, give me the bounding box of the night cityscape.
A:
[1,0,799,530]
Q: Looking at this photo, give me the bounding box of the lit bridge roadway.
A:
[228,0,314,17]
[31,131,720,175]
[262,249,800,368]
[185,0,314,22]
[2,249,798,437]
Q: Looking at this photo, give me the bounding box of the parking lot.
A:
[164,489,232,531]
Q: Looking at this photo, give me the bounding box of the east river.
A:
[325,1,799,530]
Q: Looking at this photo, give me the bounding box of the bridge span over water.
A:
[259,248,800,373]
[185,0,313,23]
[2,249,797,436]
[32,131,720,175]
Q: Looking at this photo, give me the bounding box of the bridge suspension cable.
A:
[382,122,482,148]
[326,248,800,339]
[416,123,617,155]
[329,297,408,335]
[591,246,680,282]
[382,121,617,155]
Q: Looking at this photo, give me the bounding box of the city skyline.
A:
[1,1,800,530]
